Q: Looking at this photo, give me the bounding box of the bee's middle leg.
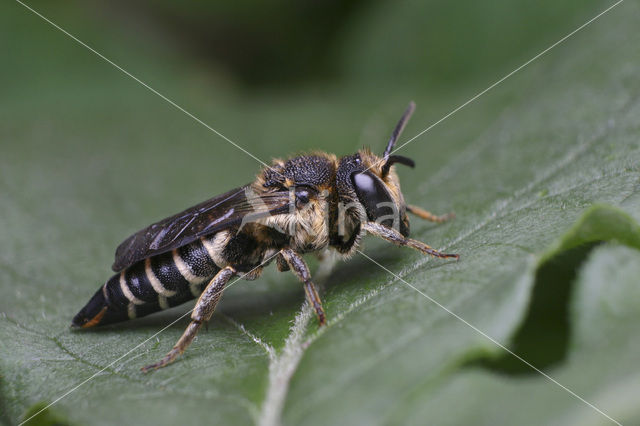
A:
[141,266,236,372]
[279,248,326,326]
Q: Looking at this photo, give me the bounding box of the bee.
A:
[72,102,459,371]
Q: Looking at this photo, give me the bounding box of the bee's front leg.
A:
[362,222,459,260]
[406,204,455,223]
[279,248,326,326]
[141,266,236,372]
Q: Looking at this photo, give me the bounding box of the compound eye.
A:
[350,171,395,223]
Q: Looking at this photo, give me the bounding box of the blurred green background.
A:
[2,1,639,425]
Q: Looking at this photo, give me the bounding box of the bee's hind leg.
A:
[141,266,236,372]
[279,249,326,326]
[363,222,459,260]
[406,204,455,223]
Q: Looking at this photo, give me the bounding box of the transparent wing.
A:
[112,185,291,271]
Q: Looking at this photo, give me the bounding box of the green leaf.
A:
[1,1,639,425]
[393,245,640,426]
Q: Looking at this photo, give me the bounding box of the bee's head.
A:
[335,102,417,237]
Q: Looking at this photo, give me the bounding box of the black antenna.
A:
[381,155,415,177]
[383,101,416,159]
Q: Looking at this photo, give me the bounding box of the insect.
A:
[72,102,459,372]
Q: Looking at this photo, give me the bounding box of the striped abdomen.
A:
[72,233,229,328]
